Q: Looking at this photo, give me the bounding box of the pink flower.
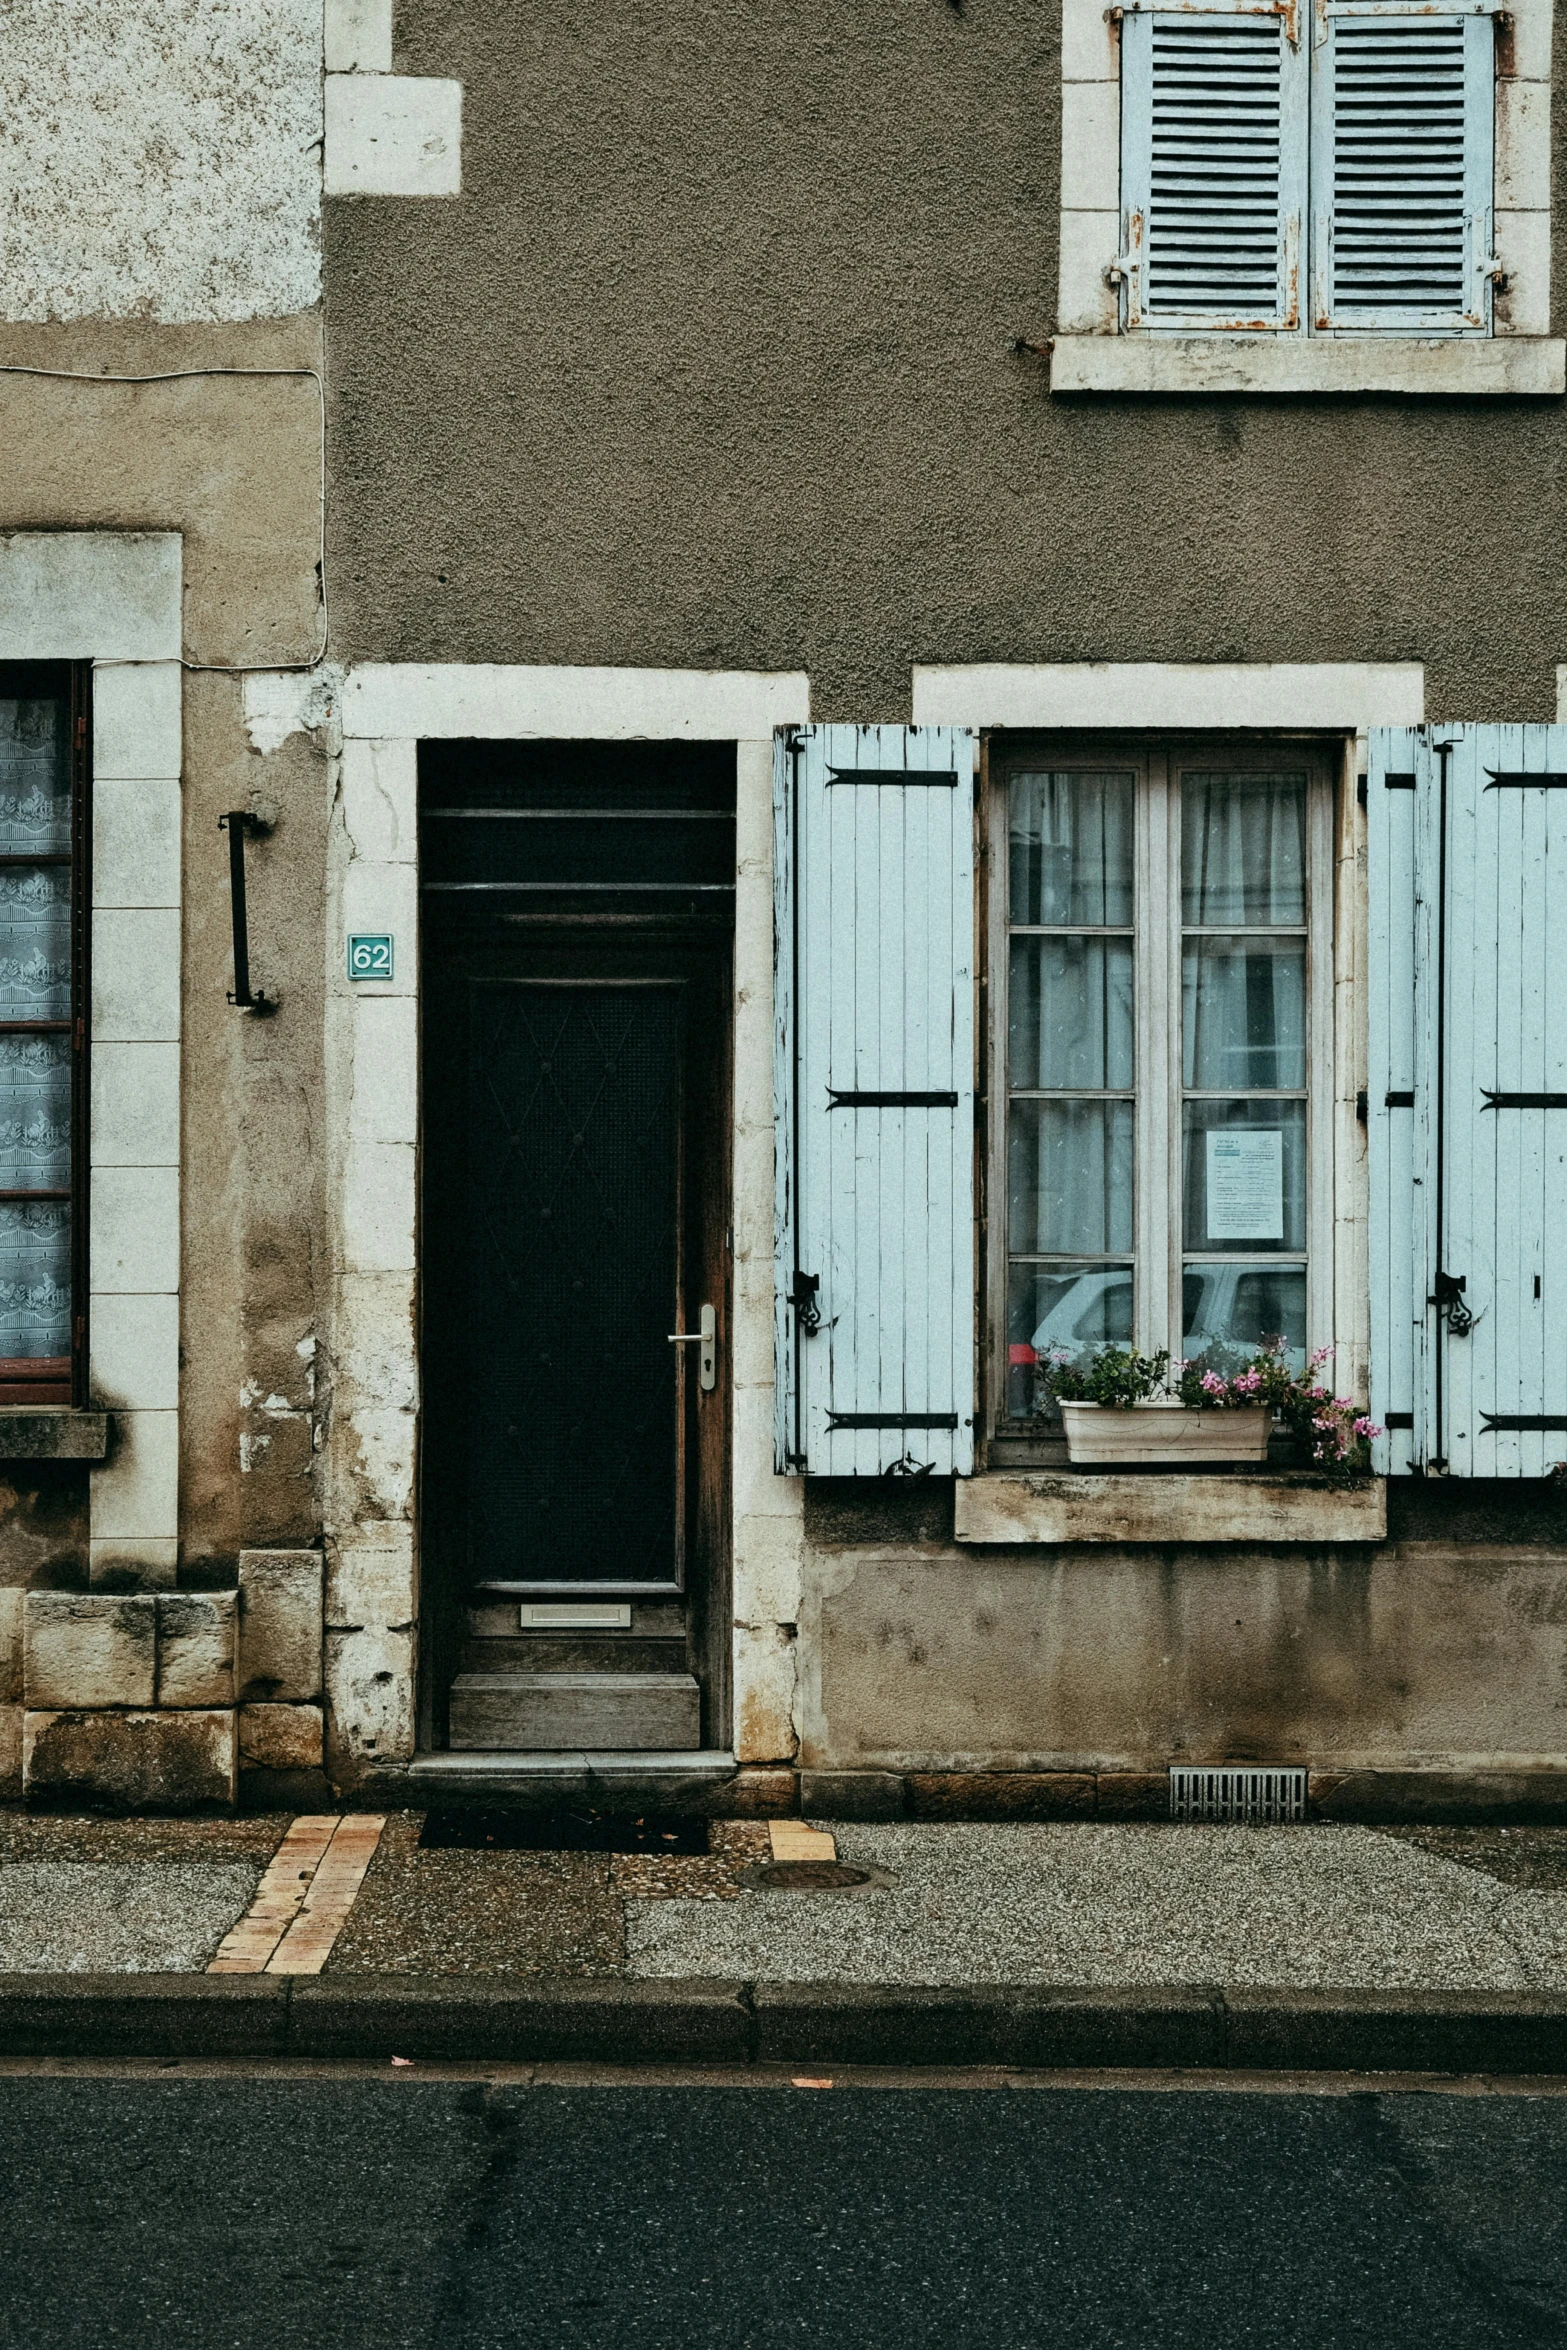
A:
[1354,1416,1383,1439]
[1233,1369,1263,1394]
[1200,1370,1227,1396]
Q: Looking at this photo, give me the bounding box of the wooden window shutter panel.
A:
[1120,4,1307,333]
[774,724,977,1478]
[1367,726,1437,1474]
[1370,725,1567,1479]
[1312,10,1494,335]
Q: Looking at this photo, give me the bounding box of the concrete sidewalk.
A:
[3,1810,1567,2069]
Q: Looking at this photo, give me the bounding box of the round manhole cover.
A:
[749,1859,875,1892]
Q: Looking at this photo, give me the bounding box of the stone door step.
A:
[449,1671,702,1752]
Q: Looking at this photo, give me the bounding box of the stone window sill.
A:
[954,1470,1387,1545]
[0,1408,109,1460]
[1050,336,1566,399]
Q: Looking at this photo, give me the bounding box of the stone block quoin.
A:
[237,1550,324,1703]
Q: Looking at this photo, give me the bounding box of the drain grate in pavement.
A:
[417,1809,710,1855]
[1169,1766,1307,1824]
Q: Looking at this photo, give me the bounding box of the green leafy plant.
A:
[1040,1345,1170,1410]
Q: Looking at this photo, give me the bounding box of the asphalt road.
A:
[3,2074,1566,2348]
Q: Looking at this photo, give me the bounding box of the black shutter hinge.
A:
[1355,1088,1368,1124]
[1430,1270,1474,1335]
[788,1270,821,1334]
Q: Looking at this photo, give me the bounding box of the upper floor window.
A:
[0,667,87,1407]
[1051,0,1559,390]
[1119,3,1496,337]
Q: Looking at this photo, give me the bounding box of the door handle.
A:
[668,1302,717,1392]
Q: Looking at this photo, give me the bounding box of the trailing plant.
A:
[1176,1338,1383,1482]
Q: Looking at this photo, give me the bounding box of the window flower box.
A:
[1060,1399,1274,1467]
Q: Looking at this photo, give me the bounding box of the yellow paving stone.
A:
[769,1822,837,1864]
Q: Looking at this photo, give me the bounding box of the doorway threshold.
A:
[409,1749,738,1805]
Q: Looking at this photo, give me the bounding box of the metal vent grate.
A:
[1170,1766,1307,1824]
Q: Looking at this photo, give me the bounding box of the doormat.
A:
[417,1809,710,1855]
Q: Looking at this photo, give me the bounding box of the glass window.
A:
[992,741,1332,1433]
[0,668,85,1404]
[1004,772,1136,1393]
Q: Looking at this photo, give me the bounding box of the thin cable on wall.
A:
[0,363,328,677]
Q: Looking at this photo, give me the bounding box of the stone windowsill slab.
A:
[1050,335,1567,398]
[954,1471,1387,1546]
[0,1409,109,1460]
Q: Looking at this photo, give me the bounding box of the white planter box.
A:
[1060,1400,1273,1466]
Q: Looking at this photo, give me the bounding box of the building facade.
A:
[1,0,1565,1816]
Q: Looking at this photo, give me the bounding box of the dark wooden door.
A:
[424,936,730,1601]
[418,740,735,1750]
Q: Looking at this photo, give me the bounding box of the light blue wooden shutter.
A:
[1120,3,1307,332]
[1369,726,1567,1476]
[1367,729,1437,1474]
[1312,9,1494,334]
[774,724,977,1477]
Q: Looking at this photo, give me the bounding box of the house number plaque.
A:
[346,933,394,982]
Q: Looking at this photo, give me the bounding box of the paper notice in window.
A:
[1205,1128,1283,1241]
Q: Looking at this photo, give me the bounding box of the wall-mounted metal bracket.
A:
[219,811,277,1014]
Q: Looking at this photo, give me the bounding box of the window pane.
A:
[1182,1098,1306,1252]
[0,1036,71,1188]
[1012,1260,1135,1349]
[1010,1098,1134,1255]
[1009,771,1134,926]
[1009,935,1134,1090]
[1182,937,1306,1088]
[0,868,71,1018]
[0,698,71,854]
[0,1201,71,1358]
[1183,1261,1306,1370]
[1181,771,1306,925]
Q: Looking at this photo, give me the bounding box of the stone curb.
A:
[4,1977,1567,2071]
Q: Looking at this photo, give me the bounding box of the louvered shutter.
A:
[1369,727,1567,1477]
[1120,3,1307,332]
[1313,9,1494,333]
[774,725,977,1478]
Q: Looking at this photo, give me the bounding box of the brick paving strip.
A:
[207,1817,386,1977]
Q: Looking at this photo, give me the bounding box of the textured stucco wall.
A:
[1,0,322,324]
[325,0,1567,719]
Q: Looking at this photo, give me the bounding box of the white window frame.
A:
[984,733,1336,1450]
[1052,0,1561,393]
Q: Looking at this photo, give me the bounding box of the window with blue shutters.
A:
[1118,1,1499,337]
[1369,726,1567,1475]
[773,725,977,1478]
